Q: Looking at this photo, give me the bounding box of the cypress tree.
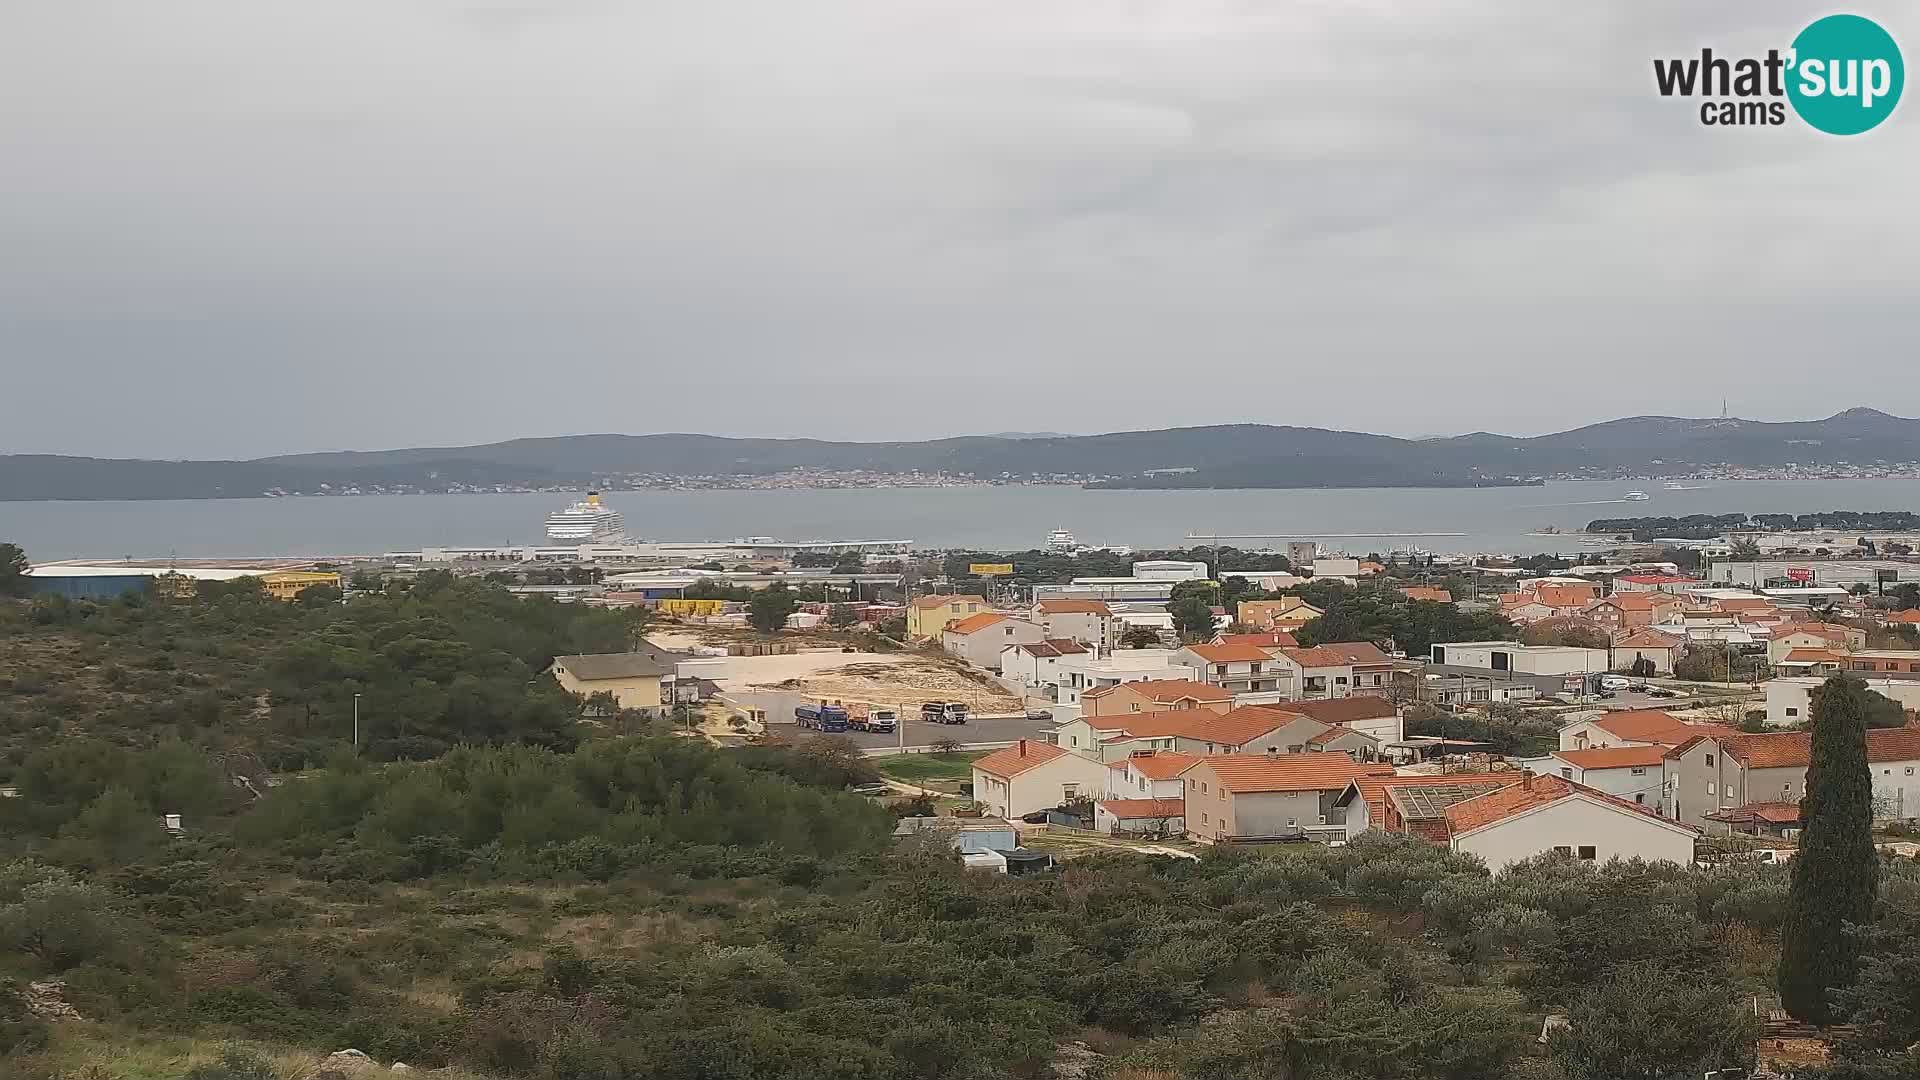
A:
[1777,674,1880,1024]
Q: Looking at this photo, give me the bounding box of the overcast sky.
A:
[3,1,1916,458]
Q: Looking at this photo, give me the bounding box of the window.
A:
[1577,845,1597,861]
[1266,746,1278,755]
[1189,778,1195,790]
[1062,784,1078,799]
[1070,735,1078,747]
[1336,676,1349,685]
[1200,812,1209,825]
[1630,767,1646,776]
[1201,782,1209,794]
[1707,781,1716,795]
[1559,768,1573,779]
[1908,767,1916,776]
[1635,793,1645,805]
[1705,754,1715,767]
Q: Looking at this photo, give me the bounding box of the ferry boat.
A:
[1622,490,1651,501]
[545,492,628,544]
[1046,527,1077,552]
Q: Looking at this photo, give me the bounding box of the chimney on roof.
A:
[1522,770,1534,790]
[1018,739,1027,757]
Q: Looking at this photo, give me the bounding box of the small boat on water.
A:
[1622,490,1651,501]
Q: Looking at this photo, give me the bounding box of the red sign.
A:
[1786,567,1813,583]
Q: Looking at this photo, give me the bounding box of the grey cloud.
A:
[1,0,1915,457]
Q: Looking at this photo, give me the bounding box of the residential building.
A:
[1533,746,1667,807]
[1400,586,1453,604]
[892,817,1018,854]
[1059,705,1337,761]
[1094,798,1186,835]
[1181,755,1393,843]
[1275,696,1405,743]
[1583,592,1680,632]
[1032,579,1175,605]
[1838,650,1920,676]
[1104,749,1202,799]
[969,740,1113,820]
[1664,728,1920,827]
[1887,609,1920,627]
[1558,709,1735,752]
[1215,630,1299,649]
[1032,599,1119,651]
[1445,773,1700,872]
[1237,597,1323,632]
[1176,643,1293,697]
[1272,642,1396,699]
[906,594,988,640]
[1775,649,1847,678]
[943,613,1044,671]
[1052,650,1189,710]
[1337,772,1518,839]
[999,639,1089,690]
[1702,802,1800,838]
[1429,641,1610,677]
[1611,629,1686,675]
[549,652,671,715]
[1768,622,1869,661]
[1079,678,1233,719]
[1766,676,1920,727]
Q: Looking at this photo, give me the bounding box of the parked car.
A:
[848,782,893,797]
[1025,708,1052,722]
[1599,675,1632,691]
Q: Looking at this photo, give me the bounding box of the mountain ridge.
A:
[4,409,1916,501]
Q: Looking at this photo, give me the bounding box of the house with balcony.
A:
[1175,643,1293,698]
[1271,642,1396,699]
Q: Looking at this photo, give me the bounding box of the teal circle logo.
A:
[1787,14,1903,135]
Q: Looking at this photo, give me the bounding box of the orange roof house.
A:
[1400,586,1453,604]
[945,612,1008,635]
[972,739,1069,778]
[1081,679,1234,717]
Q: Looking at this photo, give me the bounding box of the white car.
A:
[1598,675,1632,691]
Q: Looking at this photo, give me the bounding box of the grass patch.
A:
[876,751,985,785]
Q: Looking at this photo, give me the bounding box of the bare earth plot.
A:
[749,655,1021,713]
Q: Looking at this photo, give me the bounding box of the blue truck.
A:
[795,702,850,732]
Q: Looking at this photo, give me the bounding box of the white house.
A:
[1444,773,1700,873]
[1175,643,1293,697]
[999,639,1089,691]
[942,613,1045,672]
[1094,798,1186,835]
[969,740,1113,819]
[1031,600,1119,651]
[1104,750,1201,799]
[1428,641,1610,677]
[1557,709,1734,752]
[1767,676,1920,727]
[1611,630,1685,676]
[1271,643,1396,699]
[1311,557,1362,583]
[1530,745,1666,808]
[1050,649,1188,710]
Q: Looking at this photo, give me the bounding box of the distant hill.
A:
[4,409,1917,501]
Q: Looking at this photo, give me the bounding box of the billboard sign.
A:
[969,563,1014,576]
[1786,567,1814,583]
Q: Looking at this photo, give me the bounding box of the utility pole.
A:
[352,693,362,753]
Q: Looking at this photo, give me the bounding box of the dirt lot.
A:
[749,655,1020,713]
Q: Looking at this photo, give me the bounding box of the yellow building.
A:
[657,598,728,617]
[906,594,989,640]
[260,570,342,601]
[549,652,672,715]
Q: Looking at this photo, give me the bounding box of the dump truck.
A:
[848,704,898,734]
[795,702,850,732]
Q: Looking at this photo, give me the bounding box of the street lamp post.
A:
[352,693,362,753]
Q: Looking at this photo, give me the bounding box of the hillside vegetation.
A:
[4,575,1920,1080]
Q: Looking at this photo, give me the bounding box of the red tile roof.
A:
[1553,745,1669,770]
[1706,801,1801,825]
[1082,678,1231,704]
[1092,706,1302,746]
[1280,642,1393,668]
[912,594,985,609]
[972,739,1068,778]
[1534,585,1599,608]
[945,612,1008,635]
[1400,586,1453,603]
[1185,642,1276,663]
[1195,755,1393,794]
[1614,629,1683,649]
[1036,600,1113,616]
[1013,639,1089,658]
[1590,709,1736,747]
[1261,696,1398,726]
[1888,609,1920,625]
[1703,728,1920,770]
[1443,773,1695,836]
[1217,631,1299,648]
[1593,593,1661,612]
[1112,750,1203,779]
[1618,574,1697,585]
[1779,648,1845,664]
[1097,798,1185,819]
[1713,597,1776,612]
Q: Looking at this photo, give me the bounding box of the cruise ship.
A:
[545,492,629,544]
[1046,527,1077,552]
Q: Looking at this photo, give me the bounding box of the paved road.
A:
[825,714,1057,750]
